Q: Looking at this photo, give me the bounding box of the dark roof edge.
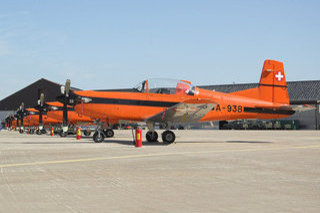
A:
[0,78,81,102]
[290,100,320,105]
[199,80,320,88]
[0,78,46,101]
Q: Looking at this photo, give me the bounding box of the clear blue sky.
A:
[0,0,319,99]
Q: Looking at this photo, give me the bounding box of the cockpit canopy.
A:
[134,79,197,96]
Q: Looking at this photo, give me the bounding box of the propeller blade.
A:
[60,85,65,95]
[65,79,71,97]
[40,93,45,107]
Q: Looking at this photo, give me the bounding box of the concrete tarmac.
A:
[0,130,319,213]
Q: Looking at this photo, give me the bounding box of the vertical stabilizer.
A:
[230,60,290,105]
[258,60,289,104]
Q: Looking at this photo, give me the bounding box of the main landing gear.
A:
[93,128,114,143]
[36,128,47,135]
[145,130,175,144]
[145,122,176,144]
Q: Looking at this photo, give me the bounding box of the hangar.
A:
[0,79,319,130]
[0,78,79,123]
[199,80,320,130]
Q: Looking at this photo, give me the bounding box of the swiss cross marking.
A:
[275,71,284,81]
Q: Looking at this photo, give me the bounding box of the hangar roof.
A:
[0,78,79,111]
[199,80,320,104]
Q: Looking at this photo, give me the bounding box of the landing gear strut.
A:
[83,130,91,136]
[60,125,68,137]
[92,120,115,143]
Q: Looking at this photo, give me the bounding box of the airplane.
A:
[60,60,302,143]
[45,101,94,137]
[26,92,94,136]
[23,108,61,134]
[4,115,15,130]
[14,103,28,133]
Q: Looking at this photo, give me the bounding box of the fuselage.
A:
[73,87,293,124]
[46,102,93,125]
[23,114,60,127]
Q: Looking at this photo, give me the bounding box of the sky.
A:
[0,0,319,99]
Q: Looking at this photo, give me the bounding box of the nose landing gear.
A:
[93,131,105,143]
[92,120,115,143]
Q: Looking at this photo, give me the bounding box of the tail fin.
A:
[231,60,290,105]
[258,60,289,104]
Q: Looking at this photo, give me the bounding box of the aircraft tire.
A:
[162,130,175,144]
[104,129,114,138]
[146,131,158,142]
[60,131,68,137]
[93,131,104,143]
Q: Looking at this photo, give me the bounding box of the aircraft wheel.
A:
[93,131,105,143]
[84,130,91,136]
[146,131,158,142]
[162,130,175,144]
[60,131,68,137]
[104,129,114,138]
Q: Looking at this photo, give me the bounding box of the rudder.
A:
[258,60,289,104]
[230,60,290,105]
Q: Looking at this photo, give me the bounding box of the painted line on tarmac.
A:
[1,145,320,169]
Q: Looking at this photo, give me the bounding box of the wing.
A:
[146,99,216,123]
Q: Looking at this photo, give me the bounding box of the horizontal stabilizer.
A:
[282,104,316,112]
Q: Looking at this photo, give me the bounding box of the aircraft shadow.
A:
[102,140,171,146]
[0,141,94,145]
[226,140,272,144]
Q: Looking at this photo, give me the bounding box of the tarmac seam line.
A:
[0,145,320,168]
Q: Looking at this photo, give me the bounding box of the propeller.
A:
[57,79,78,136]
[17,102,27,133]
[65,79,71,97]
[38,93,45,131]
[8,115,15,129]
[34,92,50,133]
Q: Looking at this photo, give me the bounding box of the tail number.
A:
[227,105,243,113]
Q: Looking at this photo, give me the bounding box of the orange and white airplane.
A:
[45,102,94,136]
[24,108,60,133]
[61,60,299,143]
